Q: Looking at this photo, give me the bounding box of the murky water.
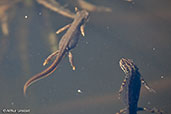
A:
[0,0,170,114]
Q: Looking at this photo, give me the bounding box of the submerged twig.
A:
[0,13,8,36]
[0,0,21,36]
[36,0,75,19]
[78,0,112,12]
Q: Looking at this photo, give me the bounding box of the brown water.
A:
[0,0,170,114]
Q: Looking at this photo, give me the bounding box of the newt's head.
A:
[76,10,89,25]
[79,10,89,18]
[119,58,138,75]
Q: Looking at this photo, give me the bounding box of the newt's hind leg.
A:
[138,107,163,114]
[43,50,59,66]
[68,51,75,70]
[140,77,156,93]
[116,108,127,114]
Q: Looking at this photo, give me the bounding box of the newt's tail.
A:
[23,66,57,96]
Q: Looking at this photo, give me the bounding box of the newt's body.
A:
[24,10,89,95]
[117,58,163,114]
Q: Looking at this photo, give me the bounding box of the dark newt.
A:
[23,10,89,95]
[117,58,163,114]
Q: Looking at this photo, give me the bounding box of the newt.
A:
[23,10,89,95]
[116,58,163,114]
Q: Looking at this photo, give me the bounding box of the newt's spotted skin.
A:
[117,58,163,114]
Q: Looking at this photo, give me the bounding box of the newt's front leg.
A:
[140,77,156,93]
[80,25,85,36]
[118,77,128,98]
[56,24,71,34]
[68,51,75,70]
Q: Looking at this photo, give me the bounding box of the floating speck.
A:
[161,76,164,79]
[152,48,156,51]
[77,89,82,93]
[24,16,28,19]
[11,102,14,105]
[106,26,110,29]
[38,12,42,16]
[147,101,151,105]
[132,2,135,4]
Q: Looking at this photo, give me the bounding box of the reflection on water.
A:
[0,0,170,114]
